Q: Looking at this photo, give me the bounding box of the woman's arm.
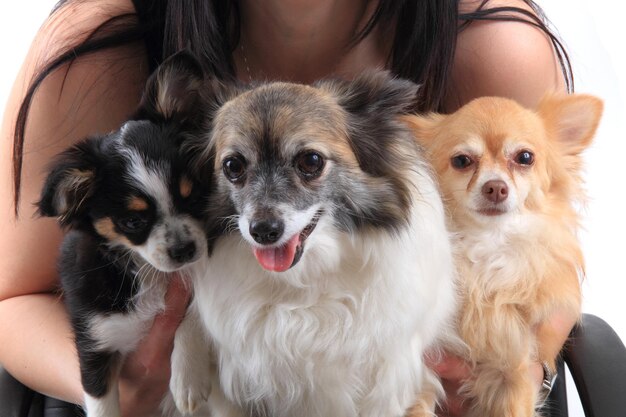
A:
[0,1,188,415]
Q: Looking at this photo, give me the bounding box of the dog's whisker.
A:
[113,249,136,304]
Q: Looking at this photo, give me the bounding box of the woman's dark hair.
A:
[11,0,573,214]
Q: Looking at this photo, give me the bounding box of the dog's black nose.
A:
[168,241,197,263]
[250,219,284,244]
[482,180,509,203]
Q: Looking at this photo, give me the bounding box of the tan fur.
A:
[406,384,439,417]
[212,83,360,171]
[156,67,203,118]
[94,217,133,248]
[56,168,94,216]
[403,94,602,417]
[179,176,193,199]
[127,196,149,211]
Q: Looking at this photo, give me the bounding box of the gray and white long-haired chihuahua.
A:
[180,70,458,417]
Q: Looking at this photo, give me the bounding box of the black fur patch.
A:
[61,232,132,397]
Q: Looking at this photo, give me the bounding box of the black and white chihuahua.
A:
[37,52,214,417]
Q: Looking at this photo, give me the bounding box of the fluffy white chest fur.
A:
[454,214,564,304]
[456,216,538,292]
[190,173,457,417]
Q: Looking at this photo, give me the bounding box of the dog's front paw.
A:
[170,370,212,415]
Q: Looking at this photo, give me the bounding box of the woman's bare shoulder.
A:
[0,0,148,299]
[38,0,137,58]
[446,0,566,111]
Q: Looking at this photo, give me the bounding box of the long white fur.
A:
[186,168,457,417]
[85,392,121,417]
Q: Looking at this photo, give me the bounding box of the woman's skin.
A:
[0,1,573,416]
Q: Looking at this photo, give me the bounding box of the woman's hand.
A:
[426,353,471,417]
[427,352,556,417]
[118,276,190,417]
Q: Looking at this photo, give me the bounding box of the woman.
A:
[0,1,576,416]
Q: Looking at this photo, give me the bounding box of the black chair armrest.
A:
[0,365,38,417]
[564,313,626,417]
[0,365,82,417]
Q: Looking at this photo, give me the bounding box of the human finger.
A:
[122,275,190,378]
[425,351,472,381]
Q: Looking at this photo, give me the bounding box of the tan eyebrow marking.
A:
[180,176,193,198]
[94,217,133,247]
[128,196,149,211]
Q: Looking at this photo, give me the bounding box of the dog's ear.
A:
[537,93,603,156]
[314,72,421,230]
[319,70,419,119]
[137,50,206,122]
[317,71,420,177]
[401,113,445,147]
[37,139,101,225]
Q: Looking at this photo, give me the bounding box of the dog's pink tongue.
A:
[253,234,299,272]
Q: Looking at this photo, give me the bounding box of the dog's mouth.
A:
[476,204,510,217]
[253,210,323,272]
[477,207,507,216]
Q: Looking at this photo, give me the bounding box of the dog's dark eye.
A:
[223,155,247,183]
[514,150,535,166]
[296,151,325,179]
[117,215,149,233]
[451,154,474,170]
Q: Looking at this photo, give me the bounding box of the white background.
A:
[1,2,624,416]
[536,2,626,415]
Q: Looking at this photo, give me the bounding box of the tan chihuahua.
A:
[404,94,602,417]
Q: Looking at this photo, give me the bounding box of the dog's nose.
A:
[481,180,509,203]
[168,241,197,263]
[250,219,284,244]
